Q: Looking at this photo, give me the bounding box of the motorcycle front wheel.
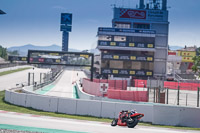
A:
[126,118,139,128]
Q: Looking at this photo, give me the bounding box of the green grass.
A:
[0,91,200,131]
[0,67,31,76]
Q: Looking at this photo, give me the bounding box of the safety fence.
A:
[133,79,200,91]
[82,78,148,102]
[93,79,127,90]
[132,79,200,107]
[107,89,148,102]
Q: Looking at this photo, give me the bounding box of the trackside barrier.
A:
[134,79,200,91]
[92,78,127,90]
[82,79,102,96]
[83,78,147,102]
[5,89,200,128]
[107,89,148,102]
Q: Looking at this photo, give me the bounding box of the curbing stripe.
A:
[0,124,88,133]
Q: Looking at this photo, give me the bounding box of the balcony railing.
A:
[101,53,154,62]
[101,68,153,77]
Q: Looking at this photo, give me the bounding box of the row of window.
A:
[101,60,154,70]
[98,35,155,43]
[103,50,154,56]
[114,23,150,29]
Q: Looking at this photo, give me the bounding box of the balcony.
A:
[101,53,154,62]
[97,40,155,52]
[101,68,153,77]
[98,27,156,37]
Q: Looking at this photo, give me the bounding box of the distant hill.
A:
[7,44,80,56]
[169,46,183,51]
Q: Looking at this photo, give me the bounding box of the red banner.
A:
[120,9,146,19]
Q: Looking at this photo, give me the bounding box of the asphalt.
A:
[0,67,51,91]
[39,67,87,98]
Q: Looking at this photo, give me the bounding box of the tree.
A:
[7,50,19,56]
[0,45,8,60]
[192,49,200,77]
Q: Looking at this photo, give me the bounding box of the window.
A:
[133,23,150,29]
[114,36,126,42]
[98,35,112,41]
[128,37,155,43]
[114,22,131,29]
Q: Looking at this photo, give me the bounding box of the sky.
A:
[0,0,200,50]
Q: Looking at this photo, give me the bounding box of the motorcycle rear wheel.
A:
[111,119,118,126]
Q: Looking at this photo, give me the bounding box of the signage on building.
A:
[28,50,93,66]
[114,8,168,22]
[101,68,153,77]
[8,56,27,62]
[119,9,146,19]
[98,27,156,34]
[98,41,154,48]
[101,53,153,62]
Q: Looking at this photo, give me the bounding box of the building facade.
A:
[97,0,169,79]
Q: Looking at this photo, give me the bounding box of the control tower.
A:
[97,0,169,79]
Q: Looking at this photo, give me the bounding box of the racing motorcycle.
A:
[111,110,144,128]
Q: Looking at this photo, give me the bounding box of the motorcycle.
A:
[111,110,144,128]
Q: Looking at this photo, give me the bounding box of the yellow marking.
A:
[129,43,135,47]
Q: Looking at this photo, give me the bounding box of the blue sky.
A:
[0,0,200,50]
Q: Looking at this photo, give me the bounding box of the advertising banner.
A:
[28,50,93,66]
[114,8,168,22]
[119,9,146,19]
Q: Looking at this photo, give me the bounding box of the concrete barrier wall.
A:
[4,89,200,128]
[57,98,77,115]
[153,105,200,128]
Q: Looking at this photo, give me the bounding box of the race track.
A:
[0,111,198,133]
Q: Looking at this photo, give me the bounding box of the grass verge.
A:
[0,91,200,131]
[0,67,31,76]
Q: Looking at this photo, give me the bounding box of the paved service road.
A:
[0,67,50,91]
[43,67,87,98]
[0,111,198,133]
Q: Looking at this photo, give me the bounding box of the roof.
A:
[178,46,196,52]
[0,10,6,14]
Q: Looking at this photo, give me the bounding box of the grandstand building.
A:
[97,0,169,80]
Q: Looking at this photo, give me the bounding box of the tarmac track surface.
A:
[43,67,87,98]
[0,67,50,91]
[0,111,199,133]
